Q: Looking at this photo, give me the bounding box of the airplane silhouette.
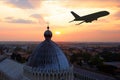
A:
[69,11,110,25]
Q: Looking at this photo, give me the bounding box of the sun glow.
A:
[55,31,61,35]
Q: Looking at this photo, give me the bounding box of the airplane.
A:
[69,11,110,25]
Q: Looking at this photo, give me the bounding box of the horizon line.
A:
[0,41,120,43]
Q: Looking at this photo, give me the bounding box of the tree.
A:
[89,55,103,66]
[81,52,91,63]
[70,53,77,64]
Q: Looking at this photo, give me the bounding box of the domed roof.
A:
[27,27,70,70]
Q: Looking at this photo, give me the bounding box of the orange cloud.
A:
[4,0,33,9]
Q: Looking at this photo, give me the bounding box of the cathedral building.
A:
[0,26,73,80]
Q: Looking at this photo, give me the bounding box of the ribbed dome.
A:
[27,27,70,71]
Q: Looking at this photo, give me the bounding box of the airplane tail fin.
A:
[69,11,81,23]
[71,11,81,19]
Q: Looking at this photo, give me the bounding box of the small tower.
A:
[44,25,52,40]
[23,26,73,80]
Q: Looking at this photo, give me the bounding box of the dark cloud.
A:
[5,0,33,9]
[6,19,35,24]
[60,0,120,9]
[5,17,14,20]
[30,14,41,19]
[30,14,46,24]
[28,0,42,8]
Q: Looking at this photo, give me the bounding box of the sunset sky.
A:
[0,0,120,42]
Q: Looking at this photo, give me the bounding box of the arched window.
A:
[50,74,52,77]
[39,73,41,76]
[43,73,44,76]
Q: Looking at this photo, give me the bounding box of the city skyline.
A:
[0,0,120,42]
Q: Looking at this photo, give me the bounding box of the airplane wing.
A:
[76,21,85,25]
[71,11,80,19]
[84,18,97,23]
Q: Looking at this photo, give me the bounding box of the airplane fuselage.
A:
[69,10,110,25]
[74,11,109,22]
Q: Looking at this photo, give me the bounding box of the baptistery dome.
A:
[27,27,70,70]
[23,26,73,80]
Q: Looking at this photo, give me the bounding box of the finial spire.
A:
[47,21,49,30]
[47,26,49,30]
[44,24,52,40]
